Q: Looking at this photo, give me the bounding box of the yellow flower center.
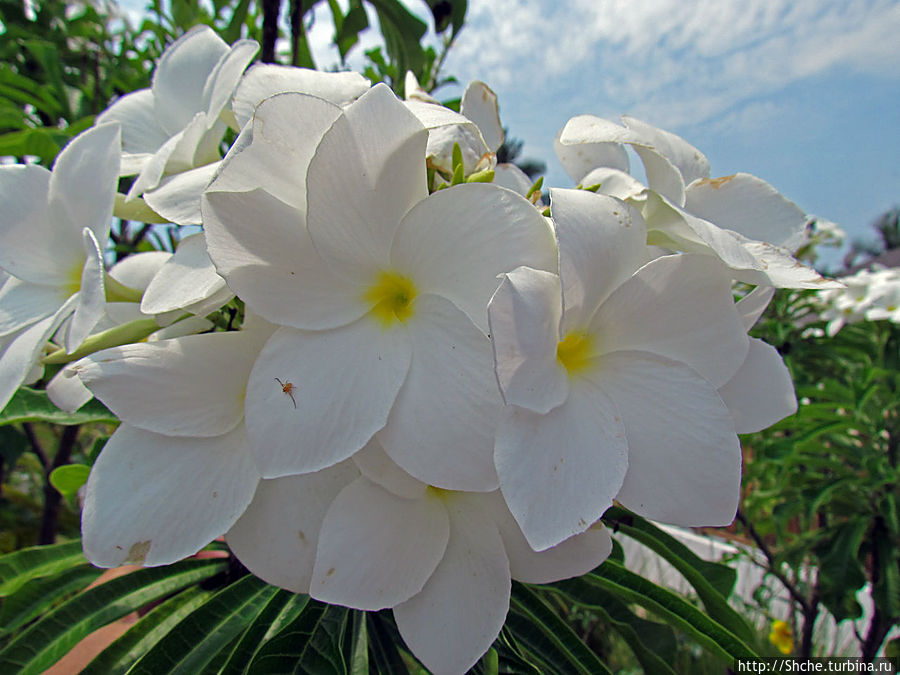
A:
[557,331,596,376]
[363,270,418,327]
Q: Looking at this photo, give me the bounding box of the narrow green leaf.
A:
[217,588,300,675]
[816,518,868,621]
[508,583,613,675]
[249,600,349,674]
[0,559,226,675]
[0,388,117,427]
[48,464,91,499]
[127,575,275,674]
[591,600,676,675]
[573,561,758,664]
[222,0,251,43]
[604,507,752,642]
[526,176,543,199]
[349,610,369,675]
[81,586,212,675]
[0,540,86,596]
[451,142,464,174]
[366,611,411,674]
[0,565,101,636]
[466,169,494,183]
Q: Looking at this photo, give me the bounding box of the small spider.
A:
[274,377,297,408]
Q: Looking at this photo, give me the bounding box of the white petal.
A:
[631,143,685,207]
[483,489,613,584]
[492,163,532,196]
[0,164,82,285]
[643,191,766,272]
[109,251,172,291]
[96,89,170,161]
[392,183,557,332]
[210,92,344,212]
[0,300,74,412]
[226,461,359,593]
[202,39,258,122]
[143,163,218,225]
[590,254,748,387]
[736,285,775,330]
[232,64,369,129]
[495,380,628,551]
[622,116,709,186]
[487,267,567,414]
[685,173,806,252]
[0,277,67,337]
[141,232,226,314]
[311,477,449,610]
[48,124,120,250]
[394,495,510,675]
[593,350,741,527]
[203,188,368,330]
[65,228,107,353]
[734,241,844,289]
[126,129,182,199]
[378,294,500,492]
[579,166,647,202]
[352,437,428,499]
[719,338,797,434]
[556,115,630,183]
[151,25,228,135]
[306,84,428,273]
[46,362,93,412]
[244,321,411,478]
[551,188,648,327]
[82,423,259,567]
[76,330,269,437]
[461,81,504,152]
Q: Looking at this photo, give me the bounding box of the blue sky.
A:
[119,0,900,268]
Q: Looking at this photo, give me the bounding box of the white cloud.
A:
[445,0,900,129]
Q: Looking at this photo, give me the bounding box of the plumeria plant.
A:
[0,3,871,674]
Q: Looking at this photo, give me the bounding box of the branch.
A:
[38,425,80,545]
[261,0,282,64]
[735,508,811,614]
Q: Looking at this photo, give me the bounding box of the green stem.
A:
[42,318,161,365]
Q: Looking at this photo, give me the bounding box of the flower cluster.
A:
[0,27,831,674]
[812,265,900,336]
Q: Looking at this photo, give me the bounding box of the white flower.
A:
[556,115,838,289]
[0,124,120,410]
[203,84,556,491]
[96,25,258,224]
[74,322,273,567]
[228,439,612,675]
[488,188,747,551]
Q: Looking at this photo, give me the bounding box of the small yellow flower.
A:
[769,620,793,654]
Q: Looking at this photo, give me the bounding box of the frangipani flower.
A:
[97,25,257,224]
[488,188,747,551]
[203,84,556,491]
[229,439,612,675]
[74,322,273,567]
[556,115,838,289]
[0,123,120,410]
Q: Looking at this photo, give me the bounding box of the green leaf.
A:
[0,540,86,596]
[127,574,276,674]
[249,600,349,674]
[366,611,411,674]
[422,0,467,35]
[0,558,226,675]
[48,464,91,499]
[348,610,369,675]
[0,426,29,473]
[81,586,212,675]
[221,0,251,43]
[0,564,101,637]
[507,583,613,675]
[568,560,758,664]
[816,518,868,621]
[0,387,117,427]
[218,589,306,675]
[604,506,752,642]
